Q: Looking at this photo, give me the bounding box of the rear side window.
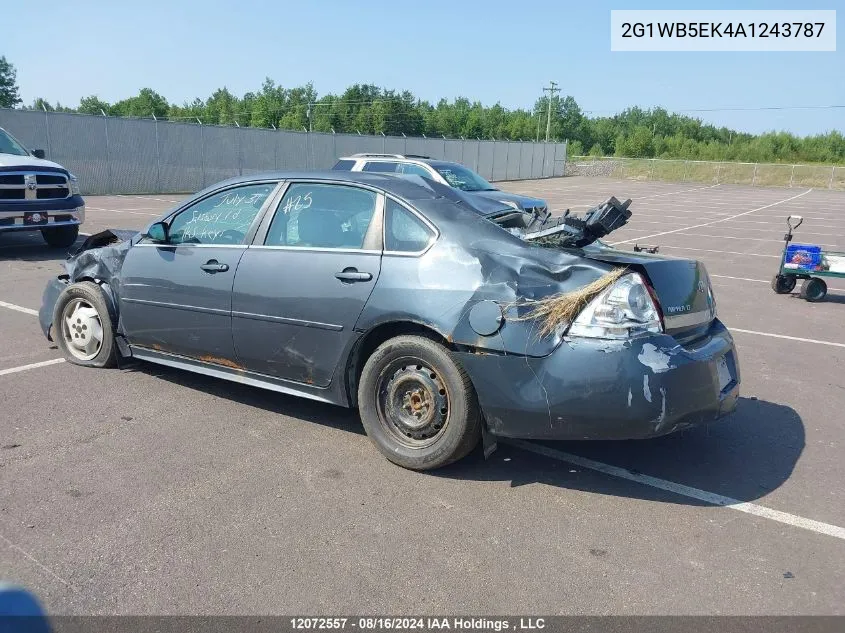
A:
[167,183,275,245]
[385,199,435,253]
[362,161,399,173]
[265,183,377,249]
[332,160,355,171]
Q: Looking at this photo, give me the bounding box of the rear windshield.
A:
[332,160,356,171]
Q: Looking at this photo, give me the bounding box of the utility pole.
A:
[543,80,560,142]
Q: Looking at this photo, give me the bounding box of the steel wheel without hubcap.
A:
[61,298,104,361]
[376,359,450,449]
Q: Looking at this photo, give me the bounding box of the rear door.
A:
[231,182,383,386]
[119,182,278,362]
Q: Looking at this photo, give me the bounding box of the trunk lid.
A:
[581,245,717,339]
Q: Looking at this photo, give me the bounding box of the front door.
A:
[232,182,383,386]
[119,182,278,362]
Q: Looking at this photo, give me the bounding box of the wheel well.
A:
[346,321,452,407]
[74,277,119,324]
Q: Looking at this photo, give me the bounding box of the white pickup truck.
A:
[0,126,85,248]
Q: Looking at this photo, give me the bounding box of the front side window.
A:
[385,199,435,253]
[265,183,377,249]
[362,161,399,173]
[433,163,495,192]
[167,183,275,245]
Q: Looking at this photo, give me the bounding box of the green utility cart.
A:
[771,215,845,302]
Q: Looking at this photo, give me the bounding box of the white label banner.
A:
[611,10,836,51]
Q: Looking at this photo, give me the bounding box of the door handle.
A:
[335,268,372,282]
[200,260,229,273]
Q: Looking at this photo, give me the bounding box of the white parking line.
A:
[657,246,779,258]
[86,207,160,217]
[710,274,768,283]
[633,184,721,200]
[709,274,845,291]
[611,189,813,246]
[117,194,180,203]
[503,439,845,541]
[679,233,844,248]
[0,300,38,316]
[0,358,65,377]
[732,328,845,349]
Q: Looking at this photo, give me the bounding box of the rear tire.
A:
[771,274,796,294]
[358,335,481,470]
[799,277,827,302]
[53,281,118,368]
[41,225,79,248]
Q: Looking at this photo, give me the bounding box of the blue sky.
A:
[5,0,843,136]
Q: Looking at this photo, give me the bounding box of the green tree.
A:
[78,95,111,115]
[0,56,22,108]
[111,88,169,118]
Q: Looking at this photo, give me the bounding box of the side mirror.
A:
[146,221,169,243]
[32,149,46,159]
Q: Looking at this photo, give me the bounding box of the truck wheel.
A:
[41,225,79,248]
[799,278,827,302]
[53,281,118,368]
[358,335,481,470]
[771,274,796,294]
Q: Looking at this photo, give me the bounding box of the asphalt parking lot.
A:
[1,176,844,615]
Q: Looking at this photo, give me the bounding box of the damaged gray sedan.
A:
[39,172,740,470]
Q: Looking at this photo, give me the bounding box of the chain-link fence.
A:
[0,108,568,196]
[566,156,845,190]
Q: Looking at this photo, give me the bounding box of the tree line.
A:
[1,56,842,165]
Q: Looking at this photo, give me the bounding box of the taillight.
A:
[568,272,664,340]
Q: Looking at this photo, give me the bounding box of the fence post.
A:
[476,139,481,173]
[789,164,795,188]
[529,142,535,178]
[153,116,162,194]
[198,119,206,189]
[829,165,835,189]
[42,106,52,158]
[682,160,688,182]
[752,163,758,186]
[505,141,510,180]
[716,162,722,184]
[237,127,243,176]
[101,109,112,194]
[650,159,655,180]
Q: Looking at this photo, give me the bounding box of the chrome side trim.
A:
[248,245,381,255]
[232,310,343,331]
[120,297,230,316]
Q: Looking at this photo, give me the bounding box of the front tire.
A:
[771,274,796,294]
[53,281,118,368]
[41,225,79,248]
[358,335,481,470]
